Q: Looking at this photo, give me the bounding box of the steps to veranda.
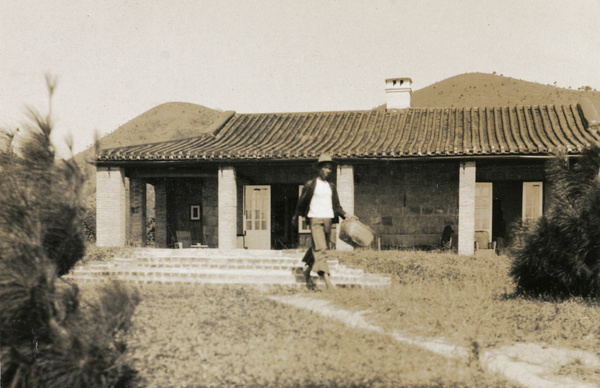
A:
[66,248,392,289]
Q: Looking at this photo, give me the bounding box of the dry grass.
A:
[123,285,516,387]
[328,250,600,352]
[78,248,600,386]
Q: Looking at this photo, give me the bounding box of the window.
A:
[190,205,201,220]
[522,182,543,222]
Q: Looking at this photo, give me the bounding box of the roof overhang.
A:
[95,152,583,169]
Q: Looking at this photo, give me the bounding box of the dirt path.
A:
[270,294,600,388]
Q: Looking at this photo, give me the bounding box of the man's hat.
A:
[312,153,336,170]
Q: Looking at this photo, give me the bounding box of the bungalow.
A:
[95,78,600,255]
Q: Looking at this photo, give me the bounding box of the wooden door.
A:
[244,185,271,249]
[475,182,493,244]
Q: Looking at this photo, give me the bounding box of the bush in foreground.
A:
[510,147,600,298]
[0,76,139,387]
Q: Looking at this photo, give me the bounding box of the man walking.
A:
[293,154,352,290]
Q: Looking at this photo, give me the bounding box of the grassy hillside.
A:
[95,101,231,149]
[411,72,600,108]
[74,102,231,207]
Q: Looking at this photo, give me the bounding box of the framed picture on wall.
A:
[190,205,201,221]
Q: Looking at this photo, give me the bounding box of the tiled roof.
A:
[97,104,600,162]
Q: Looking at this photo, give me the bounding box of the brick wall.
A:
[166,179,205,246]
[354,162,459,248]
[96,167,128,247]
[202,177,218,247]
[476,161,546,182]
[152,178,219,248]
[154,180,168,247]
[128,178,147,247]
[237,165,313,184]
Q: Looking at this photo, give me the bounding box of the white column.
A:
[336,164,355,251]
[96,166,127,247]
[218,166,237,249]
[458,161,476,256]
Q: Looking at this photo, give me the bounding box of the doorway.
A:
[492,181,528,246]
[271,184,301,249]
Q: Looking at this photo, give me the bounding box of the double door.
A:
[475,181,543,244]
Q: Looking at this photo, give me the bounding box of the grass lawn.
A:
[80,249,600,387]
[122,285,516,387]
[331,250,600,353]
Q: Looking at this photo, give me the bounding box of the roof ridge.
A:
[234,109,375,116]
[234,104,583,116]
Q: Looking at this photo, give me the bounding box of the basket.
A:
[339,219,374,248]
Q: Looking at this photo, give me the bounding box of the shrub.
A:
[146,216,155,246]
[510,147,600,298]
[82,245,136,264]
[83,207,96,243]
[0,76,139,387]
[0,114,85,275]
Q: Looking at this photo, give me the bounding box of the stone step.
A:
[79,256,346,272]
[68,249,391,288]
[67,273,389,288]
[67,266,391,287]
[68,276,346,290]
[72,262,365,277]
[69,267,378,283]
[131,248,304,259]
[75,262,341,273]
[126,255,306,263]
[112,260,340,271]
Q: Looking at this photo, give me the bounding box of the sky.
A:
[1,0,600,158]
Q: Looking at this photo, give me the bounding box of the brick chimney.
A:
[385,77,412,110]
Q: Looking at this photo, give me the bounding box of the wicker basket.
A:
[339,219,374,248]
